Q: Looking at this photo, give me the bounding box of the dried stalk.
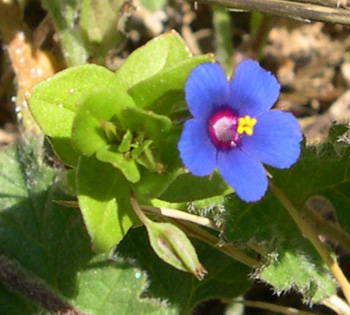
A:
[191,0,350,25]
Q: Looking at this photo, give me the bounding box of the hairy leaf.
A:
[0,138,167,314]
[224,126,350,302]
[117,227,251,314]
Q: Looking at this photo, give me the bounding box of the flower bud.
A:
[146,221,207,280]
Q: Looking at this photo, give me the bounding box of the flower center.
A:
[208,109,257,150]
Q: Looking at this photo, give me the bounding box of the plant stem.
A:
[303,205,350,254]
[192,0,350,26]
[0,255,84,314]
[322,295,350,315]
[269,181,350,307]
[176,220,259,268]
[212,6,234,75]
[41,0,88,66]
[233,299,324,315]
[130,196,152,226]
[249,14,275,59]
[141,205,218,230]
[133,199,258,268]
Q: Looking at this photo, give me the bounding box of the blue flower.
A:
[177,60,302,202]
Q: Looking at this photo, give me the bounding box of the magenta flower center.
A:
[208,109,240,150]
[208,109,257,150]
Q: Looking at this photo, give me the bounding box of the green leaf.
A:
[270,128,350,236]
[223,126,350,303]
[131,139,153,159]
[120,106,172,141]
[128,54,213,113]
[259,241,334,303]
[76,155,134,253]
[28,64,121,166]
[225,195,335,303]
[133,168,182,200]
[115,31,192,89]
[0,138,168,314]
[74,255,167,315]
[96,145,140,183]
[159,172,228,202]
[118,130,133,153]
[72,87,136,157]
[117,227,251,314]
[0,137,90,312]
[133,133,184,200]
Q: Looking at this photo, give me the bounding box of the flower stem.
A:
[303,204,350,254]
[269,180,350,307]
[130,196,152,226]
[133,199,258,268]
[322,295,350,315]
[141,205,218,230]
[175,220,259,268]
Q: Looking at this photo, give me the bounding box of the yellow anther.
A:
[237,115,257,136]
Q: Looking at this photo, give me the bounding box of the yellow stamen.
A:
[237,115,257,136]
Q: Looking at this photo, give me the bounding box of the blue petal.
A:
[241,110,302,168]
[217,149,267,202]
[178,118,217,176]
[185,63,230,119]
[229,60,280,116]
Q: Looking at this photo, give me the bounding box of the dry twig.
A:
[191,0,350,25]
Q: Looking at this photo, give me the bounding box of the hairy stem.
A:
[269,181,350,307]
[0,255,84,314]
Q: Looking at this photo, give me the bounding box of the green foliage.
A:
[76,155,134,253]
[117,227,251,314]
[71,86,135,156]
[0,139,168,314]
[115,31,192,88]
[74,255,167,315]
[224,126,350,303]
[28,31,213,255]
[28,64,121,166]
[225,194,335,303]
[127,55,212,114]
[159,172,228,202]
